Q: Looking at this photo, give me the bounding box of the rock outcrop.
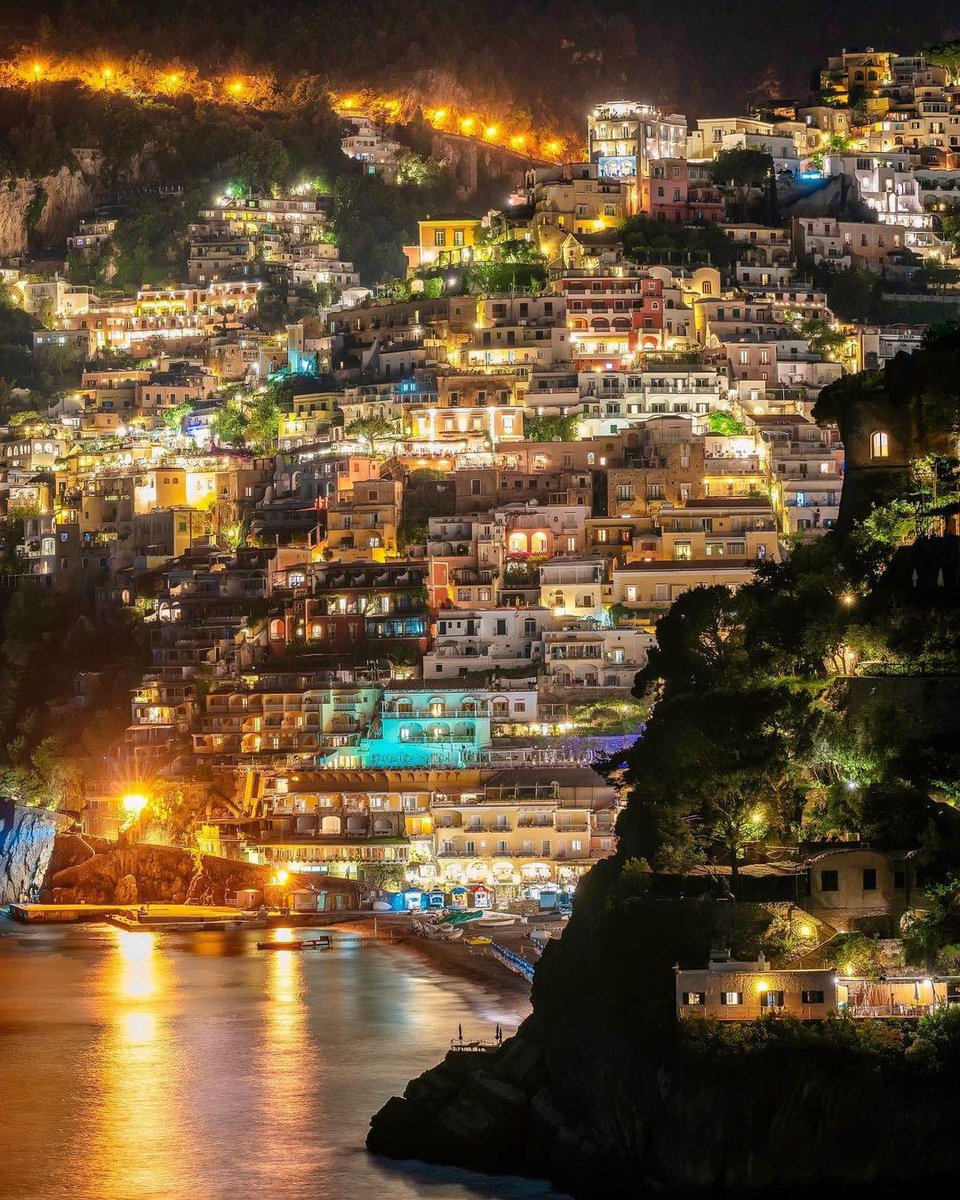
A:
[0,800,71,903]
[369,873,960,1195]
[369,1023,960,1196]
[43,832,359,906]
[0,167,101,256]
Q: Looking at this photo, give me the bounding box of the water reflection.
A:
[0,924,546,1200]
[252,931,331,1192]
[114,927,157,999]
[96,929,185,1199]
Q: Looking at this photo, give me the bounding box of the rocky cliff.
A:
[0,800,70,903]
[43,832,358,906]
[369,868,960,1195]
[369,1024,960,1196]
[0,166,103,256]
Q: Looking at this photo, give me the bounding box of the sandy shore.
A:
[393,923,541,1000]
[318,911,538,998]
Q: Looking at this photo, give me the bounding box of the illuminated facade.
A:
[403,216,483,272]
[588,101,687,187]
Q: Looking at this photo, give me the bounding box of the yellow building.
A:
[429,769,620,899]
[133,467,218,513]
[404,216,483,273]
[323,478,402,562]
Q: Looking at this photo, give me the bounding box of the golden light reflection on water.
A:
[79,928,186,1199]
[115,928,156,999]
[252,935,331,1190]
[1,929,534,1200]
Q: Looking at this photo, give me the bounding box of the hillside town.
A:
[2,44,960,936]
[8,13,960,1199]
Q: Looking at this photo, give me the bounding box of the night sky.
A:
[1,0,958,116]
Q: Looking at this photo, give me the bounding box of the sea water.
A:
[0,921,562,1200]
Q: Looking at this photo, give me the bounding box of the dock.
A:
[6,903,132,924]
[6,902,261,926]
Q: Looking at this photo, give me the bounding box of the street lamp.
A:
[122,792,149,816]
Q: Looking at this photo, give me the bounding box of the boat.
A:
[421,924,463,941]
[439,909,483,926]
[465,936,493,946]
[475,911,519,928]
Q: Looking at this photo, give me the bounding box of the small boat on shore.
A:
[475,911,519,928]
[422,924,462,941]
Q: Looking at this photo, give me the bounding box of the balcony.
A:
[382,706,488,720]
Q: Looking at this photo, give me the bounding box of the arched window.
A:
[530,532,548,555]
[870,431,889,459]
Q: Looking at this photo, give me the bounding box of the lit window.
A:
[870,431,889,459]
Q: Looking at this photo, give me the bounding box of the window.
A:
[862,868,878,891]
[682,992,705,1006]
[870,430,889,459]
[674,541,692,561]
[801,990,825,1005]
[720,992,743,1006]
[465,840,476,854]
[453,229,465,247]
[434,230,446,247]
[893,870,906,889]
[654,584,670,601]
[761,990,785,1009]
[819,869,839,892]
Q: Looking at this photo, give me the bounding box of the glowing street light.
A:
[31,62,44,80]
[840,590,857,607]
[459,116,475,134]
[484,124,499,140]
[121,792,149,820]
[228,79,245,97]
[101,66,114,83]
